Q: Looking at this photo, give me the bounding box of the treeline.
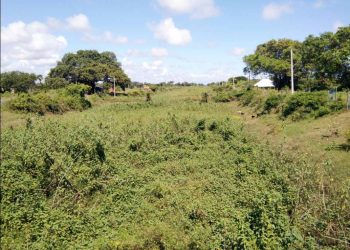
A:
[0,50,130,93]
[244,25,350,90]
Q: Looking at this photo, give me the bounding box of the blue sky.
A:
[1,0,349,83]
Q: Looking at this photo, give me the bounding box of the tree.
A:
[228,76,248,84]
[243,39,302,89]
[0,71,37,93]
[43,77,69,89]
[48,50,130,90]
[301,26,350,90]
[37,75,43,85]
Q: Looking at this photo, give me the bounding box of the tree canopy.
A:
[243,39,302,89]
[301,26,350,89]
[0,71,38,93]
[48,50,130,89]
[228,76,248,84]
[244,25,350,90]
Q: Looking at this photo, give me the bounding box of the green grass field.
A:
[1,87,349,249]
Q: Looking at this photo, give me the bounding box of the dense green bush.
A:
[8,84,91,114]
[213,90,235,102]
[1,92,349,249]
[239,89,256,106]
[213,86,344,120]
[263,94,285,113]
[128,89,146,96]
[282,92,344,120]
[43,77,69,89]
[0,114,310,248]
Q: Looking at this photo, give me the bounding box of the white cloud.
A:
[121,59,169,82]
[189,67,232,83]
[157,0,219,19]
[121,57,134,67]
[231,47,245,56]
[1,21,67,74]
[151,48,168,57]
[313,0,325,8]
[152,18,191,45]
[47,17,63,29]
[262,3,293,20]
[313,0,333,8]
[333,20,344,31]
[66,13,91,32]
[83,30,128,44]
[134,39,146,44]
[142,60,168,76]
[102,31,128,44]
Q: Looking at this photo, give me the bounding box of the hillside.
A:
[1,87,349,249]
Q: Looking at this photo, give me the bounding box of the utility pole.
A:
[291,49,294,94]
[113,77,116,97]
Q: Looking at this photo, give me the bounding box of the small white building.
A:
[254,79,275,88]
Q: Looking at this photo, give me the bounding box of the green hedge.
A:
[9,84,91,114]
[213,87,344,120]
[282,92,343,120]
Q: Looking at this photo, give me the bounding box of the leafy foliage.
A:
[282,92,344,120]
[244,39,302,89]
[263,93,286,113]
[43,77,69,89]
[8,84,91,114]
[1,71,38,92]
[244,26,350,90]
[48,50,130,90]
[213,87,344,120]
[301,26,350,90]
[1,88,349,249]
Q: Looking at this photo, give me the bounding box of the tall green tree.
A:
[243,39,302,89]
[0,71,37,93]
[48,50,130,90]
[301,26,350,89]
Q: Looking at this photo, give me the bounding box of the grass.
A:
[232,101,350,178]
[1,86,349,249]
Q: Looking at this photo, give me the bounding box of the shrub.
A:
[62,84,90,97]
[43,77,69,89]
[195,119,206,131]
[213,91,232,102]
[314,106,331,118]
[128,89,145,96]
[201,92,209,103]
[146,93,151,102]
[8,84,91,114]
[239,89,256,106]
[282,92,343,120]
[263,94,285,113]
[9,93,43,113]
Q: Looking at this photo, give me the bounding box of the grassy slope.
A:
[1,87,349,249]
[225,100,350,178]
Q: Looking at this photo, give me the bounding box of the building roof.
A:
[254,79,275,88]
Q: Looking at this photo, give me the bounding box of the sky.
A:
[1,0,349,83]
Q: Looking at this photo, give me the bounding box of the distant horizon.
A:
[1,0,349,83]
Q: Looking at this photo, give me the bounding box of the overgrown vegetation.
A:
[7,84,91,115]
[1,87,349,249]
[213,87,345,120]
[282,92,344,120]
